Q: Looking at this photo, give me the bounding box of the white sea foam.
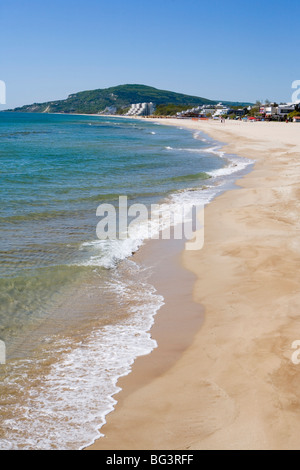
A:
[192,131,209,143]
[80,238,142,269]
[202,145,253,177]
[0,263,164,450]
[207,156,252,177]
[177,138,253,179]
[76,142,252,271]
[77,189,215,270]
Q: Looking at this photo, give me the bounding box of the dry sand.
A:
[88,119,300,450]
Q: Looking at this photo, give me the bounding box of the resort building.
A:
[259,102,300,120]
[200,106,216,116]
[99,106,117,115]
[126,102,155,116]
[259,104,278,117]
[212,103,231,118]
[177,103,231,119]
[175,102,299,121]
[277,103,297,118]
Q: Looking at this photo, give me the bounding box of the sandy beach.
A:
[88,118,300,450]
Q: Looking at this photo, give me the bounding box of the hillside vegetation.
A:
[6,84,250,115]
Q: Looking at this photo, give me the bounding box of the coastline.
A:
[88,119,300,450]
[1,112,251,450]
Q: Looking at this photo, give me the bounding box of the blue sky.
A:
[1,0,299,108]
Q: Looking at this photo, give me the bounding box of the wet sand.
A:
[88,119,300,450]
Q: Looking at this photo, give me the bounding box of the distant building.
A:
[176,103,248,119]
[199,106,216,117]
[235,108,247,116]
[177,107,202,118]
[100,106,117,115]
[277,103,296,118]
[260,104,278,117]
[126,102,155,116]
[177,103,230,119]
[258,102,299,120]
[212,103,230,118]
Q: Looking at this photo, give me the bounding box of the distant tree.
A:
[288,110,300,119]
[116,107,130,115]
[154,104,192,116]
[248,106,260,117]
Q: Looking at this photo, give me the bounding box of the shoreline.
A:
[86,236,205,449]
[85,119,252,450]
[1,112,252,450]
[88,118,300,450]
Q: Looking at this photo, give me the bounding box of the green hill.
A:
[6,84,250,115]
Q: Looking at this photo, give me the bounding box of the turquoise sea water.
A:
[0,113,252,449]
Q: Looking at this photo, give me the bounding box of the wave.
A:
[165,145,223,155]
[76,141,253,270]
[76,183,219,270]
[202,146,253,178]
[0,262,164,450]
[193,130,209,142]
[207,156,252,177]
[167,172,211,183]
[0,130,52,138]
[165,144,221,155]
[167,142,253,180]
[0,208,83,224]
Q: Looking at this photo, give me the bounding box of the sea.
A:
[0,113,252,449]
